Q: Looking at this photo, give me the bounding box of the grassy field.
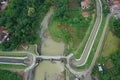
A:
[49,20,64,42]
[16,44,39,55]
[27,45,38,55]
[0,53,27,57]
[0,64,26,69]
[101,31,119,57]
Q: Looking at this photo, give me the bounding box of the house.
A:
[108,0,120,11]
[81,0,91,9]
[82,12,90,17]
[98,64,103,72]
[0,26,9,44]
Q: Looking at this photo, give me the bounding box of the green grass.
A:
[27,45,38,55]
[74,16,106,70]
[109,17,115,27]
[74,14,95,58]
[0,53,27,57]
[0,64,26,69]
[101,31,119,57]
[16,44,39,55]
[48,20,63,42]
[71,27,88,48]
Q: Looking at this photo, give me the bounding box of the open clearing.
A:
[102,31,120,57]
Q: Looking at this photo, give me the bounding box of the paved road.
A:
[70,0,103,67]
[0,51,36,72]
[0,57,25,63]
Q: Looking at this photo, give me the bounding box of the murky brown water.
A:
[34,7,65,80]
[41,38,65,56]
[34,61,64,80]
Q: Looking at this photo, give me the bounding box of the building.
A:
[82,12,90,17]
[0,26,9,44]
[81,0,91,9]
[107,0,120,11]
[98,64,103,72]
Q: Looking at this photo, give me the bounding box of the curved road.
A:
[70,0,103,67]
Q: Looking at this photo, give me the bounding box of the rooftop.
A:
[81,0,91,9]
[108,0,120,10]
[82,12,90,17]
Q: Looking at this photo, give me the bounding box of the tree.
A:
[0,0,51,50]
[113,19,120,38]
[111,50,120,70]
[28,7,35,16]
[44,0,55,6]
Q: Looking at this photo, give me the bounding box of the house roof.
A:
[110,0,120,9]
[81,0,91,9]
[82,12,90,17]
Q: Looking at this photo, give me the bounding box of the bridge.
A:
[36,56,67,64]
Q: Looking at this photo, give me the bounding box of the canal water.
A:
[34,7,65,80]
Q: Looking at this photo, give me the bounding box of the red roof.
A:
[111,0,120,9]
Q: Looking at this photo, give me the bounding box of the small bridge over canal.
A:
[36,56,67,64]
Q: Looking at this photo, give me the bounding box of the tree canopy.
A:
[113,19,120,38]
[0,0,51,51]
[102,50,120,80]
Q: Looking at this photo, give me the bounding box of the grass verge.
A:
[0,64,26,69]
[74,14,95,58]
[0,53,27,57]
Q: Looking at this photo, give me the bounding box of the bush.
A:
[0,70,23,80]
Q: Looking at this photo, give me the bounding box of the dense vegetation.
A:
[93,13,120,80]
[101,0,110,16]
[0,0,50,51]
[49,0,93,52]
[92,17,120,80]
[113,19,120,38]
[54,0,92,27]
[0,70,23,80]
[99,50,120,80]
